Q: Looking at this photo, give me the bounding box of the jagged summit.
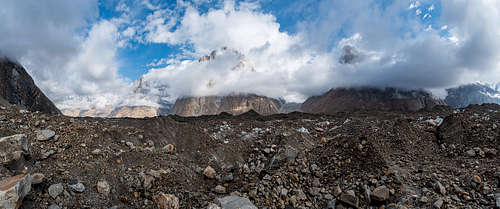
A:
[0,57,60,114]
[445,82,500,108]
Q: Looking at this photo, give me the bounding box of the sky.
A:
[1,0,500,109]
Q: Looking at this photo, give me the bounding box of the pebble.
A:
[68,182,85,193]
[204,166,216,179]
[339,191,359,208]
[333,185,342,196]
[215,196,257,209]
[48,183,64,199]
[36,129,55,141]
[48,205,61,209]
[473,175,482,184]
[466,149,476,157]
[215,185,226,194]
[164,144,174,152]
[31,173,45,184]
[153,193,179,209]
[371,185,390,201]
[433,198,443,208]
[97,180,110,195]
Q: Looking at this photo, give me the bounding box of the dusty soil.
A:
[1,103,499,208]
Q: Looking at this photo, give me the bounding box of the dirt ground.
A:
[0,103,499,208]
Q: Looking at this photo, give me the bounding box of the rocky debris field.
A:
[0,103,499,209]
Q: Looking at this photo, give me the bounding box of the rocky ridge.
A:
[0,58,60,115]
[301,87,447,114]
[445,83,500,108]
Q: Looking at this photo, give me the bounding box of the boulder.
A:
[0,134,30,165]
[371,186,390,201]
[339,191,359,208]
[153,193,179,209]
[36,129,55,141]
[0,174,32,209]
[215,196,257,209]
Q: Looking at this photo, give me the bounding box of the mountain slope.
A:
[170,94,282,116]
[0,57,60,114]
[445,83,500,108]
[301,87,447,114]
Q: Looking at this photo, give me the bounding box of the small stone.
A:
[207,203,222,209]
[215,196,257,209]
[466,149,476,157]
[473,175,482,184]
[48,204,61,209]
[320,137,328,143]
[68,182,85,193]
[48,183,64,199]
[153,193,179,209]
[126,141,134,148]
[36,130,55,141]
[91,149,101,155]
[164,144,174,152]
[286,146,297,162]
[204,166,216,179]
[371,186,390,201]
[433,198,443,208]
[339,191,359,208]
[333,185,342,196]
[326,198,336,209]
[436,181,446,195]
[97,180,110,195]
[31,173,45,184]
[215,185,226,194]
[224,173,234,182]
[496,196,500,208]
[0,174,32,209]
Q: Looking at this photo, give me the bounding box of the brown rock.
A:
[473,175,482,184]
[371,186,390,201]
[204,166,216,179]
[153,193,179,209]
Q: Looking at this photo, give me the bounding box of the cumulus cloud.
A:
[0,0,137,109]
[135,0,500,103]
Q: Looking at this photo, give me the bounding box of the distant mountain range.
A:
[301,87,447,114]
[445,82,500,108]
[6,46,495,118]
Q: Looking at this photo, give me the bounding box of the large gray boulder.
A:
[215,196,257,209]
[0,134,30,165]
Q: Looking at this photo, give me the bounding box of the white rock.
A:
[0,174,32,209]
[97,180,110,195]
[36,129,55,141]
[215,196,258,209]
[0,134,30,164]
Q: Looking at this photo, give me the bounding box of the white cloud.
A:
[428,4,435,11]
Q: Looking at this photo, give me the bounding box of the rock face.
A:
[62,106,165,118]
[0,58,60,114]
[301,87,447,114]
[0,174,32,209]
[445,83,500,108]
[171,94,282,117]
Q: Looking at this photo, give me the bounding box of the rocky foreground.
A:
[0,103,500,209]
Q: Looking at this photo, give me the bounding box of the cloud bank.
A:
[1,0,500,108]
